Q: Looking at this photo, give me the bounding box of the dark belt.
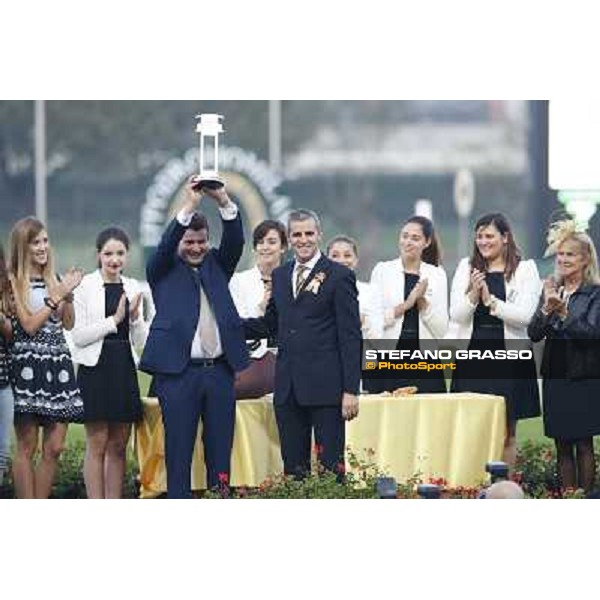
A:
[190,356,226,367]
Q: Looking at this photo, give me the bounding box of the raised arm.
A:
[146,177,203,284]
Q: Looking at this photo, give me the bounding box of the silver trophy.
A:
[194,113,224,190]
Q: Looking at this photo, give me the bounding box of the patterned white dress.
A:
[10,279,83,422]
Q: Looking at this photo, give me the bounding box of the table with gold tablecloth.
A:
[134,393,506,497]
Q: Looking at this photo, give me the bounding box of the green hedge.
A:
[0,440,139,499]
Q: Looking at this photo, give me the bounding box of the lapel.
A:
[282,261,295,304]
[294,255,328,302]
[394,258,406,304]
[91,270,107,322]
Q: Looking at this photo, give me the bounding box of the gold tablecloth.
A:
[135,393,505,497]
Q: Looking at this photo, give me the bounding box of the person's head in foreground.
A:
[484,480,525,499]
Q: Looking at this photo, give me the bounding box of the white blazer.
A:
[448,258,541,340]
[69,270,149,367]
[369,259,449,341]
[356,280,384,340]
[229,266,271,359]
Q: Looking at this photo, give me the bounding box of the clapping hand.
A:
[468,268,487,305]
[58,267,84,300]
[129,293,142,323]
[406,277,428,309]
[393,277,428,318]
[542,277,567,317]
[113,292,127,325]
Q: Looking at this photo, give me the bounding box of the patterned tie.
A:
[198,284,219,357]
[294,264,309,298]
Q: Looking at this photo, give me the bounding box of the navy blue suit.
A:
[140,211,248,497]
[244,255,361,477]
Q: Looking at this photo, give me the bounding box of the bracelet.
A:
[43,296,59,311]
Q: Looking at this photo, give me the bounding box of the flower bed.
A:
[0,440,596,499]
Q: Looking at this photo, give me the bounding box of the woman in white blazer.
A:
[229,220,287,398]
[449,213,541,468]
[71,227,148,498]
[368,216,449,394]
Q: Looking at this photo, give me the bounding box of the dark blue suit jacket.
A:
[140,211,249,376]
[244,255,361,406]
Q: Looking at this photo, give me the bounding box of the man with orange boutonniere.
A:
[243,209,362,480]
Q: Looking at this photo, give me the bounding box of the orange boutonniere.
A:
[305,272,326,295]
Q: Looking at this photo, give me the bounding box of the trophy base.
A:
[192,177,224,191]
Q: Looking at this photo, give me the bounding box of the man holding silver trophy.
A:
[140,114,249,498]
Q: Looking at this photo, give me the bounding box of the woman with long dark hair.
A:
[367,215,448,393]
[449,213,541,468]
[528,220,600,492]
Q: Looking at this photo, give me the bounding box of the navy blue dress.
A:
[451,272,540,421]
[366,273,446,394]
[77,283,142,423]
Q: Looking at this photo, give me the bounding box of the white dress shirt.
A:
[177,202,238,359]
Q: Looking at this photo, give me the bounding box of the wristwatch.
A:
[485,295,498,312]
[44,296,59,311]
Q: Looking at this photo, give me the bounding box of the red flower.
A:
[337,462,346,474]
[313,443,324,456]
[218,472,229,484]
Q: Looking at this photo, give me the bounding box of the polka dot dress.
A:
[10,279,83,423]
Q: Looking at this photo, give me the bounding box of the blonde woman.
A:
[528,219,600,492]
[8,217,83,498]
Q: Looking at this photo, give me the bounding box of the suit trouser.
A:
[155,361,235,498]
[274,391,345,479]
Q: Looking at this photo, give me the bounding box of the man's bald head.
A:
[485,480,525,499]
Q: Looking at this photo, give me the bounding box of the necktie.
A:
[199,284,219,357]
[294,264,309,298]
